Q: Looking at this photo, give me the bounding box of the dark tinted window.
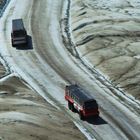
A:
[84,101,98,109]
[13,30,26,37]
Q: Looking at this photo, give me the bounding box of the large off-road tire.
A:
[68,101,72,110]
[11,40,15,47]
[79,112,85,120]
[71,104,75,112]
[68,101,76,112]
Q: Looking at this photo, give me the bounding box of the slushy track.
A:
[1,0,140,139]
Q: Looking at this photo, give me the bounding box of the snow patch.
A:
[134,55,140,59]
[0,98,45,107]
[74,121,96,140]
[0,111,40,124]
[87,0,130,9]
[0,73,17,83]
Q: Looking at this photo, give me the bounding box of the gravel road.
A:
[0,0,140,140]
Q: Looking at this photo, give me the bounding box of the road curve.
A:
[0,0,140,139]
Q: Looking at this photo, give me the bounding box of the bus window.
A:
[84,101,98,109]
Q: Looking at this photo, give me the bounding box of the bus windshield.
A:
[13,30,26,37]
[84,101,98,109]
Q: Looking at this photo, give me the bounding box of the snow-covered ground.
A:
[0,75,86,140]
[0,1,86,140]
[70,0,140,105]
[0,0,140,139]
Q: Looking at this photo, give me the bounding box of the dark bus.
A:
[11,19,28,47]
[65,84,99,120]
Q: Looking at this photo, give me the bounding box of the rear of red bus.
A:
[82,100,99,118]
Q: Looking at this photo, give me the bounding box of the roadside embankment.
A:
[0,0,9,16]
[0,63,6,77]
[69,0,140,101]
[0,75,86,140]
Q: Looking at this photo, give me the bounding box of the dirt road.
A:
[0,0,140,140]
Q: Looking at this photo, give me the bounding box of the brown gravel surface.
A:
[0,63,5,77]
[0,71,86,140]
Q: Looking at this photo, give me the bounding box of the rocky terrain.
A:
[0,63,86,140]
[0,63,5,77]
[0,0,140,139]
[70,0,140,100]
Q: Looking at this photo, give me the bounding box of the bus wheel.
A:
[12,41,15,47]
[68,101,72,110]
[79,112,85,120]
[71,104,75,112]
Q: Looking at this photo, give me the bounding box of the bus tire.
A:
[12,41,15,47]
[79,112,85,120]
[68,101,72,110]
[71,104,75,112]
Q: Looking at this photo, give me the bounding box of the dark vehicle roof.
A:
[66,85,96,104]
[12,19,25,31]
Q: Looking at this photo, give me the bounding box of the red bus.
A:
[65,84,99,120]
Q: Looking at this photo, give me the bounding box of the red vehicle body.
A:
[65,84,99,120]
